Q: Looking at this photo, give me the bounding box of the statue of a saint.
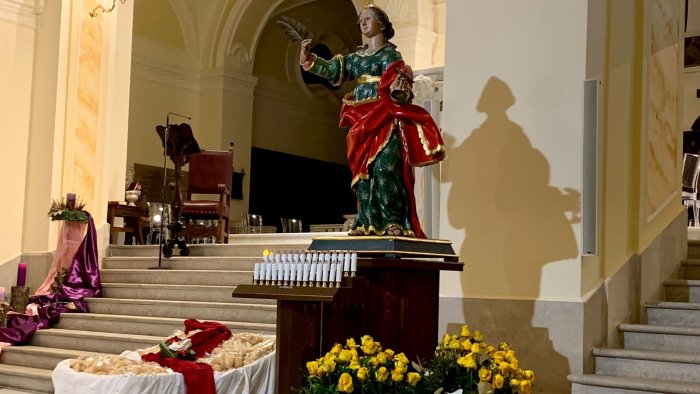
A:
[299,3,445,237]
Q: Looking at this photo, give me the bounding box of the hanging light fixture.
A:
[89,0,126,17]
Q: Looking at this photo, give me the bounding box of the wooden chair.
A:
[180,143,233,243]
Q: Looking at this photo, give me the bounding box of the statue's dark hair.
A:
[360,6,394,40]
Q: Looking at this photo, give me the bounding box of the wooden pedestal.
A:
[233,257,463,394]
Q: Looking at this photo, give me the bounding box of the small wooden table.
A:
[107,201,145,245]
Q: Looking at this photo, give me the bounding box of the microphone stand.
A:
[151,112,191,269]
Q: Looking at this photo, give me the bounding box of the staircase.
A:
[569,239,700,393]
[0,233,318,393]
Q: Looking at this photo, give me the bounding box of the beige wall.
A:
[1,0,133,290]
[441,0,588,301]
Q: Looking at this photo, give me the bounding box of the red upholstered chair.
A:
[181,143,233,243]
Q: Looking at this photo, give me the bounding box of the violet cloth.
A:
[0,214,101,344]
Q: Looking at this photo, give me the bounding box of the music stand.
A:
[155,123,201,259]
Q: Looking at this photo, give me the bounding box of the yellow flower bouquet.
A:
[421,325,535,394]
[299,335,423,394]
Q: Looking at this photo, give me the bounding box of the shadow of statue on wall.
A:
[443,76,580,392]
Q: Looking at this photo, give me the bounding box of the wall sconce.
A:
[89,0,126,17]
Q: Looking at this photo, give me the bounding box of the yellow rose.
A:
[391,368,404,382]
[338,349,352,363]
[442,333,451,345]
[471,343,481,353]
[407,372,421,386]
[486,345,495,354]
[510,379,519,388]
[499,342,511,351]
[460,325,470,337]
[395,353,409,366]
[478,367,491,382]
[361,335,373,345]
[523,370,535,381]
[369,356,379,366]
[306,361,319,376]
[448,339,460,349]
[357,367,369,381]
[376,366,388,382]
[473,330,484,342]
[350,349,359,359]
[377,352,387,364]
[393,362,406,374]
[338,372,354,393]
[331,343,342,355]
[317,364,327,377]
[323,359,336,373]
[458,354,477,369]
[385,349,395,360]
[505,350,516,362]
[361,338,377,355]
[461,339,473,351]
[346,338,358,348]
[493,373,505,389]
[498,361,509,374]
[519,379,532,394]
[349,358,361,370]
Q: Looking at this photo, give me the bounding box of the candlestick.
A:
[66,193,76,209]
[17,262,27,287]
[0,302,8,328]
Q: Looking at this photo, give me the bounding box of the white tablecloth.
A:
[52,351,276,394]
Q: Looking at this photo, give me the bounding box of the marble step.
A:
[646,301,700,327]
[99,268,251,286]
[593,348,700,383]
[0,364,54,393]
[665,279,700,303]
[101,283,273,304]
[54,313,275,337]
[30,328,161,354]
[687,241,700,260]
[108,241,315,258]
[620,324,700,353]
[102,256,258,270]
[569,374,700,393]
[84,298,276,324]
[683,260,700,280]
[0,346,104,370]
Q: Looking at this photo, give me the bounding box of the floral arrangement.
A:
[47,195,88,223]
[421,325,534,394]
[159,336,196,360]
[301,326,534,394]
[300,335,423,394]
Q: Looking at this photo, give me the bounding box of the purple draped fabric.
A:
[0,214,101,344]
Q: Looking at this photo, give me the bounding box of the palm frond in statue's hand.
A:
[276,16,313,42]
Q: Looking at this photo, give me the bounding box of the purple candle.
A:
[0,287,5,301]
[17,262,27,287]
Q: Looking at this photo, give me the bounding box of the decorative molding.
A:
[226,44,254,73]
[200,66,258,96]
[0,0,44,28]
[131,56,201,92]
[382,0,415,22]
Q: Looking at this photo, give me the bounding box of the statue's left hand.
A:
[390,74,413,104]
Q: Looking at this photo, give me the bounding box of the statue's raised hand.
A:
[299,38,314,66]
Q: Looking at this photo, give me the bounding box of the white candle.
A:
[324,253,331,264]
[322,261,330,285]
[303,262,310,284]
[274,253,281,264]
[290,263,297,284]
[351,252,357,275]
[277,262,283,283]
[309,262,317,283]
[343,252,351,275]
[271,263,278,283]
[336,262,342,285]
[331,252,338,264]
[253,262,260,283]
[283,263,290,283]
[329,263,336,286]
[265,263,271,283]
[316,262,323,286]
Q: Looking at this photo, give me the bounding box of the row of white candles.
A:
[253,251,358,287]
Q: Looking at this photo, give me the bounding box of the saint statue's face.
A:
[358,9,384,39]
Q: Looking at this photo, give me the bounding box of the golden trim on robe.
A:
[357,75,382,84]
